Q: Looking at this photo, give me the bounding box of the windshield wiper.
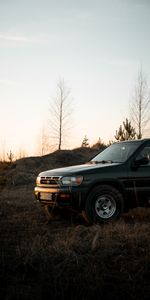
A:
[92,160,113,164]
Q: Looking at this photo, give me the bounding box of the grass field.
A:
[0,184,150,300]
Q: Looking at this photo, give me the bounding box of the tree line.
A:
[0,67,150,161]
[115,68,150,141]
[42,67,150,153]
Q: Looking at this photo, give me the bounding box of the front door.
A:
[128,142,150,206]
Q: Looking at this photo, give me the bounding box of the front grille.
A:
[40,176,61,186]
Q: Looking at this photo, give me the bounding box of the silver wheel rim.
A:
[95,194,116,219]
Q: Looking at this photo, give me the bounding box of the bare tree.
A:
[7,150,14,163]
[36,125,53,156]
[130,68,150,139]
[39,126,51,155]
[49,78,73,150]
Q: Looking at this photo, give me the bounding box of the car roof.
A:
[115,139,150,144]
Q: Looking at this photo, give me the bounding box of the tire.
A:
[83,185,124,224]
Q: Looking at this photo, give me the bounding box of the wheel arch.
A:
[84,179,127,211]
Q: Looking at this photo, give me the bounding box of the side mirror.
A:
[134,156,149,166]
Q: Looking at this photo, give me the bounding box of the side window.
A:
[136,146,150,165]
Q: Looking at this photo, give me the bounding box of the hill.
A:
[0,147,99,187]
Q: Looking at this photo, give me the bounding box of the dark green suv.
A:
[34,139,150,223]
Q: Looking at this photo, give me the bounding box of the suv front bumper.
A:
[34,186,86,210]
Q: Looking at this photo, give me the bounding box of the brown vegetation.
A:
[0,149,150,300]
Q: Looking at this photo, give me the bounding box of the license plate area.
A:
[40,192,52,201]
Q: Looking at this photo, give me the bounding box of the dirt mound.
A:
[4,148,99,186]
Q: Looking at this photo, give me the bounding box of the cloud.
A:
[0,33,42,43]
[0,79,17,86]
[76,11,93,21]
[0,33,31,42]
[106,59,138,68]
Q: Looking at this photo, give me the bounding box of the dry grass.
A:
[0,184,150,300]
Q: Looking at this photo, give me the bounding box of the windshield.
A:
[91,141,140,164]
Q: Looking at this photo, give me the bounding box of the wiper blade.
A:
[92,160,113,164]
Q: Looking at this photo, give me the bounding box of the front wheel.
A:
[83,185,124,224]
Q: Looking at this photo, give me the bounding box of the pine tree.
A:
[115,118,137,141]
[81,135,89,147]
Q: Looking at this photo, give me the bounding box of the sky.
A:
[0,0,150,157]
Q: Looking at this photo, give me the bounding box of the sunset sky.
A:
[0,0,150,157]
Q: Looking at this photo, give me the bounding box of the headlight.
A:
[61,175,83,186]
[36,176,41,185]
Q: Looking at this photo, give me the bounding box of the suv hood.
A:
[39,162,121,177]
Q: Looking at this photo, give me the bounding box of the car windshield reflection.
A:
[91,141,140,164]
